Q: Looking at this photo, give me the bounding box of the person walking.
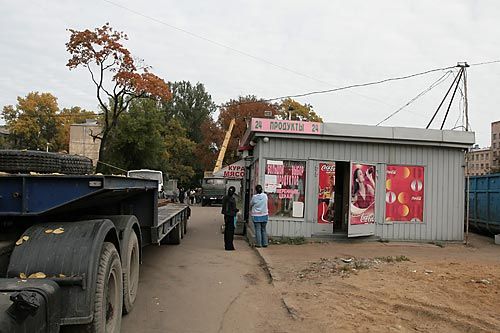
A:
[250,184,269,248]
[178,188,185,204]
[221,186,238,251]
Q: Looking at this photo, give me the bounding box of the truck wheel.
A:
[123,232,140,314]
[167,224,182,245]
[91,242,123,333]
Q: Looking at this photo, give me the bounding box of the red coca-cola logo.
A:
[360,213,375,223]
[321,164,335,172]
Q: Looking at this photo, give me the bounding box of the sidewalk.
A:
[253,234,500,332]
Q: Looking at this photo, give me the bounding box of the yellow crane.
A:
[213,119,235,173]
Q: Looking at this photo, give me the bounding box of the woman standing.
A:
[250,185,269,248]
[221,186,238,251]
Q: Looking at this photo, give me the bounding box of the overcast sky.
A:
[1,0,499,146]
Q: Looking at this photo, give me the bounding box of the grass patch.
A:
[375,255,410,263]
[269,236,307,245]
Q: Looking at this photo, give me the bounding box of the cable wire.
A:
[375,70,453,126]
[235,65,456,105]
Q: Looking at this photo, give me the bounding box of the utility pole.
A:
[457,62,471,245]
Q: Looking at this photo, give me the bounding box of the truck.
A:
[0,150,190,332]
[201,173,226,206]
[468,173,500,235]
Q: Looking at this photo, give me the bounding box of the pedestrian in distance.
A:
[250,184,269,248]
[179,188,185,204]
[189,189,195,205]
[221,186,238,251]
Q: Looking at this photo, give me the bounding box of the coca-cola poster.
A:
[317,162,335,224]
[385,165,424,222]
[350,164,376,225]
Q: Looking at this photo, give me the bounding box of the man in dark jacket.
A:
[221,186,238,251]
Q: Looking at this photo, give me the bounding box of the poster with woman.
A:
[350,164,376,225]
[317,162,335,224]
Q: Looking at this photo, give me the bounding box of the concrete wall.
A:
[254,136,466,241]
[69,124,101,166]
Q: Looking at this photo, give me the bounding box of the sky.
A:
[1,0,499,147]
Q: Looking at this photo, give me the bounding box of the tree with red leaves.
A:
[66,23,171,171]
[218,95,279,165]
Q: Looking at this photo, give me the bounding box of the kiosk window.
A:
[264,160,306,217]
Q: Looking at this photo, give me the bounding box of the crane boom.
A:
[213,119,235,173]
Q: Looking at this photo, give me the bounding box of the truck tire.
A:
[89,242,123,333]
[0,150,93,174]
[123,232,140,314]
[60,154,94,174]
[0,150,60,173]
[166,224,182,245]
[183,219,188,235]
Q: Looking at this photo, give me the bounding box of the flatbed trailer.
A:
[0,174,190,332]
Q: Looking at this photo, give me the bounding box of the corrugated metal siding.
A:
[256,137,465,241]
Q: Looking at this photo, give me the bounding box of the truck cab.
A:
[201,177,226,206]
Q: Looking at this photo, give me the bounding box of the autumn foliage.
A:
[218,95,280,164]
[66,23,171,170]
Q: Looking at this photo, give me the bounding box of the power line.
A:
[375,70,454,126]
[101,0,397,109]
[469,60,500,66]
[230,65,456,105]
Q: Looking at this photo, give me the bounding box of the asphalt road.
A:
[121,205,295,333]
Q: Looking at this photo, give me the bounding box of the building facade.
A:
[241,118,474,242]
[69,120,101,166]
[491,121,500,170]
[465,120,500,175]
[466,147,491,176]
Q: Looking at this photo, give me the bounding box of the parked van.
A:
[127,169,164,198]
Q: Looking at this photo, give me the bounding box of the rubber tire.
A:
[0,150,93,174]
[167,224,182,245]
[122,232,140,314]
[90,242,123,333]
[201,199,207,207]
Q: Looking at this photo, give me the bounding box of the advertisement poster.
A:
[265,160,306,217]
[350,164,376,225]
[385,165,424,222]
[317,162,336,224]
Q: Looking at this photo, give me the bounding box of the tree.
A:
[105,99,196,186]
[59,106,97,151]
[278,98,323,122]
[194,119,224,174]
[105,99,167,173]
[218,95,279,164]
[66,23,171,171]
[2,92,65,151]
[162,81,217,144]
[163,118,196,185]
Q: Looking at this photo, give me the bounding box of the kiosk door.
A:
[348,162,376,237]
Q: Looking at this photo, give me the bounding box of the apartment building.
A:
[465,120,500,176]
[491,121,500,170]
[466,146,491,176]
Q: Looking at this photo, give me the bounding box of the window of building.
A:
[265,160,306,218]
[494,143,497,149]
[481,163,484,168]
[493,134,497,140]
[486,163,489,169]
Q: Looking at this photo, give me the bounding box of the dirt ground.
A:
[258,234,500,333]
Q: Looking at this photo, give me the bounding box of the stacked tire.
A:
[0,150,93,175]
